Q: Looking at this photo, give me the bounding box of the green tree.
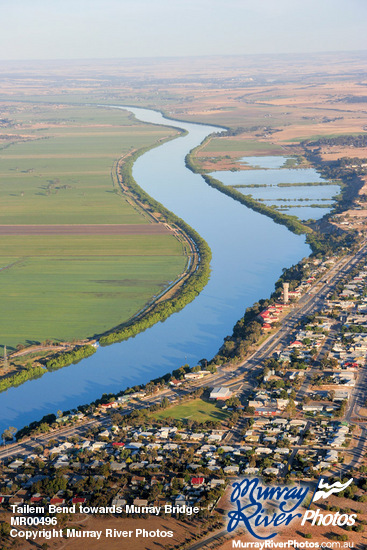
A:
[2,426,16,442]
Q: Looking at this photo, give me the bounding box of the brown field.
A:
[0,224,172,235]
[320,148,367,162]
[62,516,190,550]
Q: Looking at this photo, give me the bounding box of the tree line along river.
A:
[0,107,312,434]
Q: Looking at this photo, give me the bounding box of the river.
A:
[0,107,310,434]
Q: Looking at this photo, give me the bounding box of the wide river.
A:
[0,107,311,434]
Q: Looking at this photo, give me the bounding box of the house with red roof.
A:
[289,340,303,348]
[191,477,205,488]
[72,497,86,504]
[50,497,65,505]
[30,496,43,504]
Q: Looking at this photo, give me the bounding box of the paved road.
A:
[1,242,367,464]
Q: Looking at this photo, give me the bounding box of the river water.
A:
[0,107,310,433]
[212,155,339,221]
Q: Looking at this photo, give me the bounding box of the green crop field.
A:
[201,137,282,153]
[0,103,186,353]
[151,398,229,423]
[0,106,178,225]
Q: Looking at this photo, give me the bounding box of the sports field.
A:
[151,398,229,423]
[0,104,186,352]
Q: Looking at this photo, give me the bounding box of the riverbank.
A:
[0,104,362,427]
[0,126,212,390]
[99,138,212,346]
[0,107,312,433]
[186,136,361,257]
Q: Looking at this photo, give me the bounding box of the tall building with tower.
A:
[283,282,289,304]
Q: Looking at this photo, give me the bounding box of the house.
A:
[30,495,43,504]
[112,497,126,507]
[244,467,260,475]
[8,495,25,506]
[210,387,232,400]
[50,497,65,505]
[72,497,86,505]
[117,395,130,404]
[334,390,350,401]
[125,442,143,450]
[219,445,234,453]
[100,402,118,410]
[175,494,188,506]
[289,340,303,348]
[90,441,107,451]
[274,448,290,455]
[133,498,149,507]
[191,477,205,488]
[185,371,209,380]
[163,443,178,451]
[325,451,339,462]
[302,405,324,412]
[272,418,288,426]
[223,465,239,474]
[263,468,280,476]
[131,476,146,485]
[8,460,24,470]
[210,479,225,489]
[190,433,205,442]
[255,447,273,455]
[254,407,277,416]
[169,379,182,387]
[276,399,289,410]
[49,442,73,455]
[110,462,125,472]
[207,433,223,443]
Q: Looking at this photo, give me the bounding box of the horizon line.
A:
[1,49,367,63]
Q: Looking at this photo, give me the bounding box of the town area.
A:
[1,237,367,548]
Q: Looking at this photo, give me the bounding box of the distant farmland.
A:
[0,104,186,352]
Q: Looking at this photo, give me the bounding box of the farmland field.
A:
[199,137,282,153]
[0,103,187,352]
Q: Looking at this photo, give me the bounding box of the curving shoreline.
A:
[0,107,312,433]
[99,141,212,345]
[0,119,212,391]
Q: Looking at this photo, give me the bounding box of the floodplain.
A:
[0,103,186,352]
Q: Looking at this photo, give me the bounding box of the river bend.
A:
[0,107,310,433]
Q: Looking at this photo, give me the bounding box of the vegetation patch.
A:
[151,398,229,423]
